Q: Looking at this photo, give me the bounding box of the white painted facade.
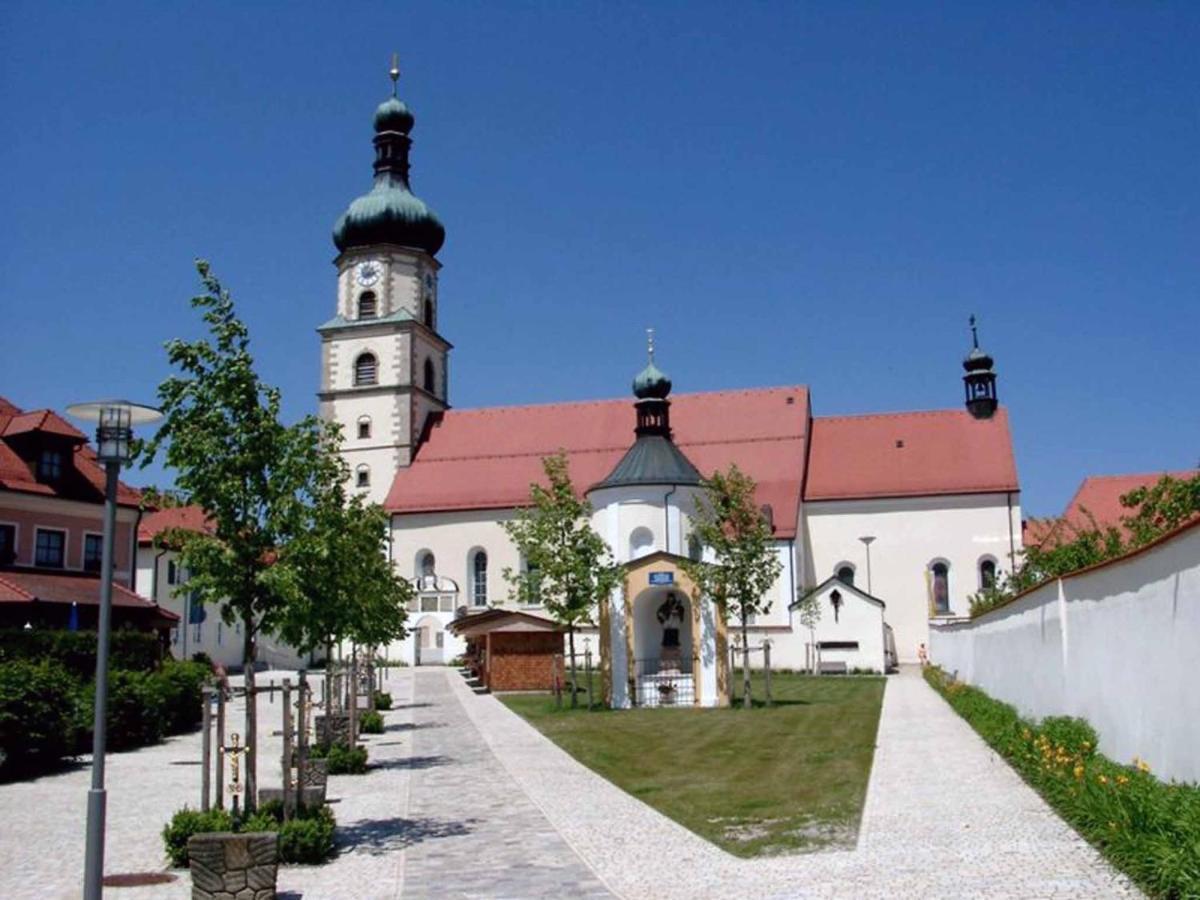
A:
[930,521,1200,785]
[784,578,888,673]
[134,545,312,671]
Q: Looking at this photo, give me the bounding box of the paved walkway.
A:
[0,667,1139,899]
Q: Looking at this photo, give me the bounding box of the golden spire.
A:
[389,53,401,97]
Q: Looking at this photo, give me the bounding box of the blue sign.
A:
[649,571,675,586]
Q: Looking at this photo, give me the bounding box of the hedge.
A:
[164,801,337,867]
[0,629,160,678]
[924,666,1200,899]
[0,657,210,778]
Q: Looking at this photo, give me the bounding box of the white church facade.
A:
[318,75,1022,689]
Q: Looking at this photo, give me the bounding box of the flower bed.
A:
[924,666,1200,898]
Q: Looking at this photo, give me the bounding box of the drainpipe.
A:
[130,506,144,592]
[1006,491,1017,574]
[663,485,678,554]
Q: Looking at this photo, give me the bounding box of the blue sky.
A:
[2,2,1197,516]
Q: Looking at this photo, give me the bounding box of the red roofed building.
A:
[1024,470,1198,550]
[318,86,1021,676]
[0,395,175,633]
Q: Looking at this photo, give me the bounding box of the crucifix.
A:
[222,732,248,817]
[830,589,843,624]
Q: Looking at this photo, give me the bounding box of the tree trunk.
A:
[568,626,579,709]
[741,611,751,709]
[243,611,257,813]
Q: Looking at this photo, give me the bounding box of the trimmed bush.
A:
[310,742,368,775]
[373,690,393,710]
[156,660,210,734]
[359,710,384,734]
[277,805,337,863]
[162,807,234,867]
[0,629,160,678]
[0,660,78,777]
[925,666,1200,899]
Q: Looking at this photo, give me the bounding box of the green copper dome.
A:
[333,90,445,256]
[374,96,414,134]
[633,361,671,399]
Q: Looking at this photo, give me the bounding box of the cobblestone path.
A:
[399,670,612,899]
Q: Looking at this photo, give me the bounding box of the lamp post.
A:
[858,536,876,595]
[66,400,160,900]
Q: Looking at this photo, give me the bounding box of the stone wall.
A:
[930,520,1200,784]
[187,832,277,900]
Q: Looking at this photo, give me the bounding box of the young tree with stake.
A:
[503,452,620,708]
[680,465,782,709]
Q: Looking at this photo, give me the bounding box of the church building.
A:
[318,74,1022,693]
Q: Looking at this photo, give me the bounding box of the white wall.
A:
[805,492,1021,663]
[931,523,1200,785]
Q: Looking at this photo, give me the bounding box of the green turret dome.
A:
[333,89,445,256]
[633,361,671,399]
[373,96,414,134]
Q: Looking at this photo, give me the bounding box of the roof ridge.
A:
[441,385,809,417]
[1081,470,1196,483]
[815,407,1003,423]
[416,432,806,465]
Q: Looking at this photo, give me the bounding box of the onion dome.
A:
[633,360,672,399]
[333,64,445,256]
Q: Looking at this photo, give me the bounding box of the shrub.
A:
[277,805,337,863]
[156,660,211,734]
[85,669,167,751]
[373,690,393,711]
[0,660,78,777]
[925,666,1200,899]
[359,710,384,734]
[162,807,234,867]
[0,629,160,678]
[310,742,368,775]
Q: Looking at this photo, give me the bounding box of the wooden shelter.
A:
[448,609,565,692]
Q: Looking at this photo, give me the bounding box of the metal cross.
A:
[389,53,401,96]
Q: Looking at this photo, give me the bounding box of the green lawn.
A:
[501,672,885,857]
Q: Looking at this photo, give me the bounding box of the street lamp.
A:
[66,400,160,900]
[858,536,876,595]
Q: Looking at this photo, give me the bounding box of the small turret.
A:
[963,315,998,420]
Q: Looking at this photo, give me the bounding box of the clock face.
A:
[356,261,381,287]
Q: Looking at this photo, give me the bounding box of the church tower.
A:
[318,60,450,503]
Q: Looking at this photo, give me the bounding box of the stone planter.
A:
[187,831,277,900]
[314,714,350,748]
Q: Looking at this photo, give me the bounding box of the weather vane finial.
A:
[969,314,979,349]
[647,327,655,364]
[389,53,401,97]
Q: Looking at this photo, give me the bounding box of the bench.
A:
[818,661,848,675]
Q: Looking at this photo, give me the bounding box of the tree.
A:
[680,465,783,709]
[1120,472,1200,546]
[281,429,411,664]
[502,453,620,708]
[140,260,332,810]
[794,589,822,674]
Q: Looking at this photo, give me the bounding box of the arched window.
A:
[835,563,855,586]
[521,558,542,605]
[357,416,372,440]
[629,526,654,560]
[354,353,378,386]
[471,550,488,607]
[687,533,703,562]
[423,358,435,393]
[417,551,436,578]
[357,292,377,319]
[423,297,434,328]
[931,561,951,615]
[355,465,370,488]
[979,558,998,590]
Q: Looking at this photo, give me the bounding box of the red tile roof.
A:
[1029,470,1198,549]
[0,396,141,507]
[0,569,178,617]
[385,387,812,537]
[138,506,213,544]
[803,408,1019,502]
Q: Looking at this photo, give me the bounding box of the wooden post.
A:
[281,678,293,820]
[201,687,213,811]
[554,654,563,710]
[763,640,773,708]
[297,670,309,809]
[585,647,594,711]
[215,687,226,810]
[348,652,358,748]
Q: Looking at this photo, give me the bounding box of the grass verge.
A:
[924,665,1200,899]
[502,671,883,857]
